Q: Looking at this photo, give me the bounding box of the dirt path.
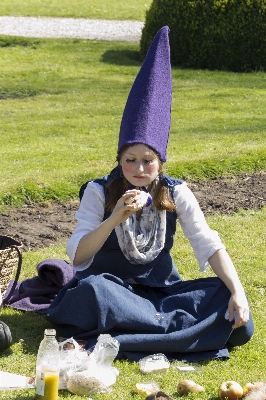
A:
[0,172,265,251]
[0,16,143,41]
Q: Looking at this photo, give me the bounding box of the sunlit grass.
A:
[0,0,152,21]
[0,36,265,208]
[0,3,265,400]
[0,209,265,399]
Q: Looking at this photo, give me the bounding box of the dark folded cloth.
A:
[4,259,75,314]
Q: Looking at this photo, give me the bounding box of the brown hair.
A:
[105,145,176,212]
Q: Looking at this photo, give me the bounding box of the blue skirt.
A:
[46,273,241,361]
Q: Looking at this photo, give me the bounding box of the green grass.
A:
[0,209,265,399]
[0,4,265,400]
[0,0,152,21]
[0,36,265,209]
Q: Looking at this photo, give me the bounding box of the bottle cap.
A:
[44,329,56,336]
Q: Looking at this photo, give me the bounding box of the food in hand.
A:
[177,379,205,395]
[124,191,150,210]
[124,196,135,205]
[218,381,243,400]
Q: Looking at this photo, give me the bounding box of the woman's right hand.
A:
[110,189,141,225]
[74,189,142,266]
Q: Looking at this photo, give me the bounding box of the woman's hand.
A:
[73,189,142,266]
[110,189,142,225]
[208,249,250,329]
[227,290,250,329]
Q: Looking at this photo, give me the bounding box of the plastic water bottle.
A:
[35,329,60,400]
[91,334,120,367]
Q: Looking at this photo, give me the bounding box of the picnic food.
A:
[124,190,151,210]
[124,196,136,205]
[177,379,205,395]
[243,382,265,397]
[136,382,160,395]
[67,372,103,396]
[218,381,243,400]
[244,383,266,400]
[243,382,257,395]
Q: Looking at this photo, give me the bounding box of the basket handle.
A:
[3,245,22,305]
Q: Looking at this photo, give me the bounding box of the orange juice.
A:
[35,370,59,400]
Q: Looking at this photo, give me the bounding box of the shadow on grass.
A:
[172,392,220,400]
[0,36,39,48]
[0,88,43,100]
[1,309,52,356]
[101,49,141,66]
[3,390,73,399]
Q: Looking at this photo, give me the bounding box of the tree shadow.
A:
[0,36,39,48]
[0,88,42,100]
[101,49,141,66]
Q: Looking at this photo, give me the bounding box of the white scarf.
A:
[115,204,166,265]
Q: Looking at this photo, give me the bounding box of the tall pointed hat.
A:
[118,26,172,163]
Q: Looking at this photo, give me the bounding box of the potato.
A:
[177,379,205,395]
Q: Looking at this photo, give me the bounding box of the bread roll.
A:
[124,191,150,210]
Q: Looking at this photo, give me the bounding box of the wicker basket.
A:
[0,236,22,303]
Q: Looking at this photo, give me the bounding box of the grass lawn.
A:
[0,209,265,399]
[0,36,265,209]
[0,0,152,21]
[0,20,265,400]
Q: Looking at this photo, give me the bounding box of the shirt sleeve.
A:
[66,181,105,271]
[173,182,225,271]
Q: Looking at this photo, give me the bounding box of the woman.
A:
[47,26,253,361]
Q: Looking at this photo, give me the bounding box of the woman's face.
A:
[120,144,160,188]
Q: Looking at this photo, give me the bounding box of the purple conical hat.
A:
[118,26,172,163]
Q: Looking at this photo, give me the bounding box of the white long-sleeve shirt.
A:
[66,181,225,272]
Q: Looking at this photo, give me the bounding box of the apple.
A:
[218,381,243,400]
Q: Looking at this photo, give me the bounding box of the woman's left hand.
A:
[208,249,250,329]
[227,291,250,329]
